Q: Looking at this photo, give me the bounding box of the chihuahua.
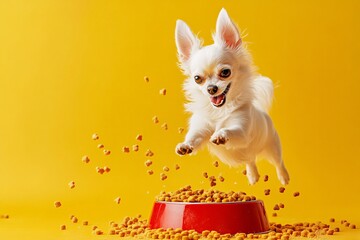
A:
[174,9,289,185]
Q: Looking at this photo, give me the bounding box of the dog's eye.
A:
[219,69,231,78]
[194,75,202,84]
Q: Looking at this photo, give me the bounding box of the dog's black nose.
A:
[207,85,218,95]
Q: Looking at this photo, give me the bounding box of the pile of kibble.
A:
[156,185,256,203]
[103,215,341,240]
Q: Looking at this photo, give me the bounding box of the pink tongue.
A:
[211,95,225,105]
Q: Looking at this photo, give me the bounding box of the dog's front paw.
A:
[211,130,229,145]
[176,143,193,155]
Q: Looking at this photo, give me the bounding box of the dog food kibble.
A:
[83,221,89,226]
[203,172,208,178]
[92,133,99,140]
[350,224,357,229]
[82,155,90,163]
[273,204,280,211]
[345,222,350,227]
[96,167,105,174]
[122,146,130,153]
[132,144,139,152]
[145,149,154,157]
[330,218,335,222]
[136,134,143,141]
[219,176,225,182]
[71,216,78,223]
[263,175,269,182]
[213,161,219,167]
[97,144,104,149]
[60,225,66,230]
[145,160,153,167]
[161,123,168,130]
[279,203,285,208]
[144,76,149,82]
[152,116,159,124]
[264,189,271,195]
[279,187,285,193]
[163,166,169,172]
[272,213,277,217]
[68,181,75,189]
[103,149,111,155]
[114,197,121,204]
[293,191,300,197]
[242,170,247,175]
[160,173,167,181]
[175,164,180,170]
[147,170,154,175]
[1,214,9,219]
[104,166,111,173]
[178,127,184,134]
[54,201,62,208]
[159,88,167,95]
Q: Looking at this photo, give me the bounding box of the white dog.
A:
[175,9,289,185]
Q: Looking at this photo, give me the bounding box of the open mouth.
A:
[210,83,231,107]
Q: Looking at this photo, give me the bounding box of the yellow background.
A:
[0,0,359,239]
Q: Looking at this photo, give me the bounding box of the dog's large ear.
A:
[175,20,201,63]
[214,8,242,49]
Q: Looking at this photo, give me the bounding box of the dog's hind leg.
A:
[264,130,290,185]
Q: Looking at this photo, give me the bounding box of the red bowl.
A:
[149,200,269,234]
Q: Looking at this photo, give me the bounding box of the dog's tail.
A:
[252,75,274,113]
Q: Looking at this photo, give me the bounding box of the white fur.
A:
[175,8,289,185]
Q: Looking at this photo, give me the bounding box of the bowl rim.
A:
[154,200,263,205]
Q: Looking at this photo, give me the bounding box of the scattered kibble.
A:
[330,218,335,223]
[345,222,350,227]
[161,123,168,130]
[82,155,90,163]
[71,216,78,223]
[273,204,280,211]
[350,224,356,229]
[175,164,180,170]
[145,149,154,157]
[279,203,285,208]
[219,176,225,182]
[136,134,143,141]
[122,146,130,153]
[242,170,247,175]
[97,144,104,149]
[103,149,111,155]
[163,166,169,172]
[264,189,271,195]
[203,172,208,178]
[83,221,89,226]
[178,127,184,134]
[159,88,167,95]
[279,187,286,193]
[68,181,75,189]
[293,192,300,197]
[152,116,159,124]
[160,173,167,181]
[147,170,154,175]
[92,133,99,140]
[132,145,139,152]
[263,175,269,182]
[54,201,62,208]
[213,161,219,167]
[60,225,66,230]
[1,214,9,219]
[104,166,111,173]
[94,229,104,235]
[145,160,152,167]
[96,167,105,174]
[272,213,277,217]
[114,197,121,204]
[144,76,149,83]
